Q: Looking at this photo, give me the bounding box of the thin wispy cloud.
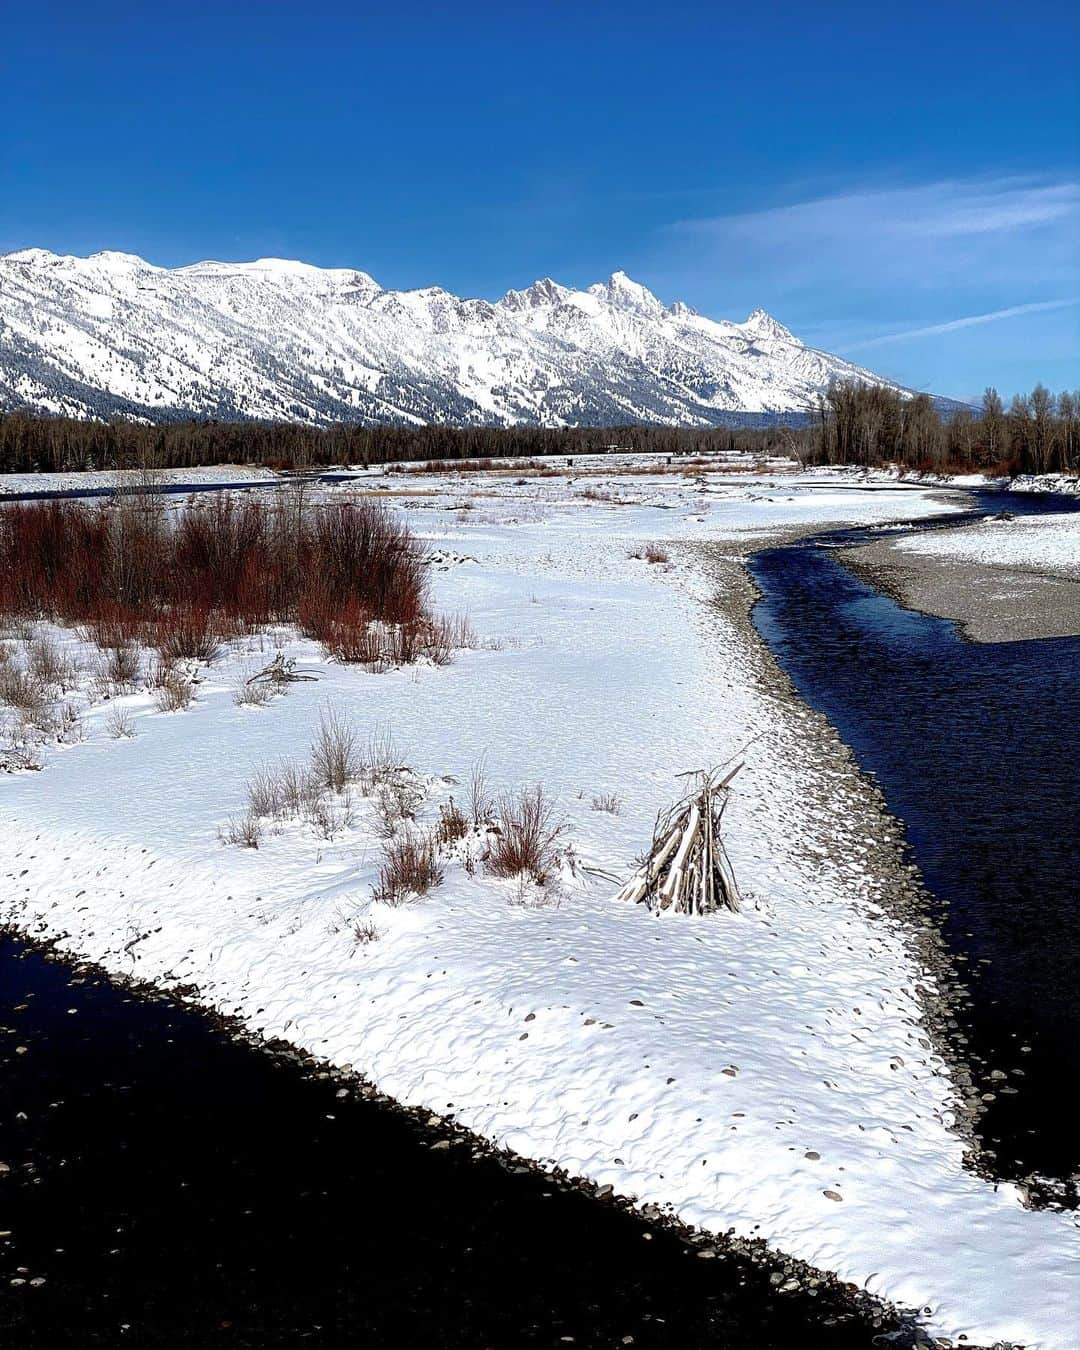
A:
[643,172,1080,398]
[655,174,1080,301]
[841,298,1080,352]
[673,177,1079,245]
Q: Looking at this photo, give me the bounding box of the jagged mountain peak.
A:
[588,270,665,316]
[498,277,571,311]
[0,247,908,427]
[741,307,798,344]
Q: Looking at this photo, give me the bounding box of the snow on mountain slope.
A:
[0,248,907,426]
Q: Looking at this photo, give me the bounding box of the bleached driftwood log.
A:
[246,653,319,685]
[616,765,741,915]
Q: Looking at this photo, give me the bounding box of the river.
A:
[749,489,1079,1194]
[0,934,905,1348]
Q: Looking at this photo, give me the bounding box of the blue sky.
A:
[2,0,1077,401]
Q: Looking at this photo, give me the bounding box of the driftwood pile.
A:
[616,765,741,915]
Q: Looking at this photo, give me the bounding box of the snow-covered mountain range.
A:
[0,248,910,426]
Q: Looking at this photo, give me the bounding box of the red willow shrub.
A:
[402,457,556,475]
[0,495,432,664]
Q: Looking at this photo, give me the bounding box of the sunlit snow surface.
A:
[2,468,1077,1348]
[894,510,1080,578]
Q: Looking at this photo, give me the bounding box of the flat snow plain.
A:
[2,466,1077,1349]
[893,510,1080,579]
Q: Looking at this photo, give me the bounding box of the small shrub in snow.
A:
[351,917,381,947]
[278,759,321,817]
[355,725,398,794]
[468,759,494,830]
[591,792,621,814]
[155,602,224,665]
[246,763,288,818]
[0,663,48,714]
[485,785,566,886]
[436,797,468,846]
[219,812,262,849]
[102,642,141,690]
[424,613,477,666]
[155,671,195,713]
[228,712,419,849]
[28,635,80,690]
[629,543,670,564]
[373,829,443,906]
[232,673,275,707]
[106,705,136,739]
[57,701,85,744]
[1,720,44,771]
[307,790,357,841]
[374,773,423,838]
[310,705,360,793]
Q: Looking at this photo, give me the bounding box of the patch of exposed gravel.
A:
[841,537,1080,643]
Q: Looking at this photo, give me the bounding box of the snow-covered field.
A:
[2,469,1077,1349]
[893,510,1080,579]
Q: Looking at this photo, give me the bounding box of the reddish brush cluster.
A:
[403,457,560,475]
[0,495,435,664]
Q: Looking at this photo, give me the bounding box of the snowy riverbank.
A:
[2,469,1077,1348]
[893,509,1080,579]
[0,464,284,496]
[811,464,1080,497]
[844,509,1080,642]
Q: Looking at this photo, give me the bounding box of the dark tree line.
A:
[806,383,1080,476]
[0,416,773,474]
[0,382,1076,477]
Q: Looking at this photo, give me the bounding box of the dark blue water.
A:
[749,491,1080,1188]
[0,936,907,1348]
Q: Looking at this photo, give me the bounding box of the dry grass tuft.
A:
[102,642,141,689]
[0,663,48,713]
[28,635,80,690]
[105,705,136,739]
[226,711,407,849]
[373,829,443,906]
[468,758,494,829]
[351,917,382,946]
[310,705,361,793]
[374,774,423,838]
[436,797,468,846]
[219,812,262,849]
[155,670,195,713]
[628,543,670,564]
[485,785,565,886]
[1,724,44,771]
[591,792,621,814]
[232,673,275,707]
